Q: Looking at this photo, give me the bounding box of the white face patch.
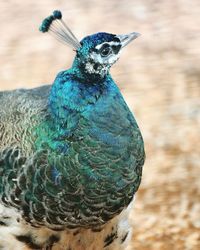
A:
[84,40,121,76]
[95,41,120,50]
[107,52,121,65]
[90,52,104,64]
[84,51,121,76]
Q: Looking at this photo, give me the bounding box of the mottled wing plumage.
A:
[0,86,50,154]
[0,86,50,217]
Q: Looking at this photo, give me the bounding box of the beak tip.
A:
[116,32,141,48]
[132,32,141,38]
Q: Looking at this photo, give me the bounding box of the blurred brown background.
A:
[0,0,199,249]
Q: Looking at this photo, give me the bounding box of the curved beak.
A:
[116,32,141,48]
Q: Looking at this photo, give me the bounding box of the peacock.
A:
[0,10,145,250]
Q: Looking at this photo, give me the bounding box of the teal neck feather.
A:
[35,63,120,154]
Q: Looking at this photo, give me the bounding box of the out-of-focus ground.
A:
[0,0,199,249]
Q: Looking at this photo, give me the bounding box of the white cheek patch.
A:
[107,52,121,65]
[85,49,121,75]
[90,52,104,64]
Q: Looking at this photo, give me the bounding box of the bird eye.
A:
[100,44,111,57]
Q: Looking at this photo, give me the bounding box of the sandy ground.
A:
[0,0,200,249]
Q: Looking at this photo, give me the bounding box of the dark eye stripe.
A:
[113,37,121,43]
[112,45,121,54]
[101,43,110,49]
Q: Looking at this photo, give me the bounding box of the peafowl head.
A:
[40,10,140,80]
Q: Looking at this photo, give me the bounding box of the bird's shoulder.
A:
[0,85,51,153]
[0,85,51,117]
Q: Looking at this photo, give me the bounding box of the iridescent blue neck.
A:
[43,69,118,153]
[48,68,114,126]
[36,58,131,156]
